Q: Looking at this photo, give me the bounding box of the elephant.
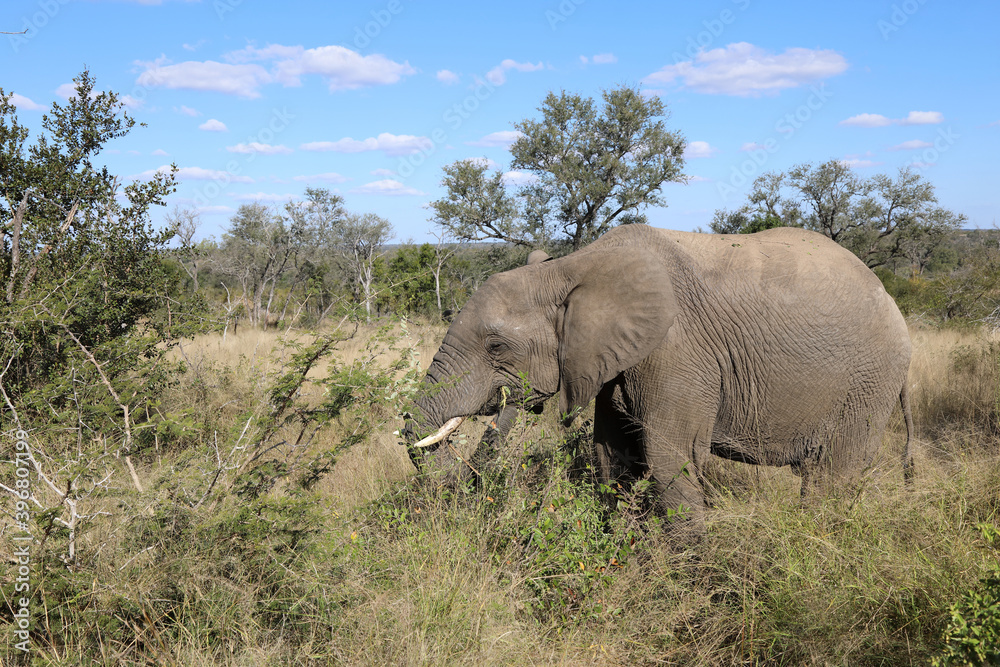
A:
[401,224,913,525]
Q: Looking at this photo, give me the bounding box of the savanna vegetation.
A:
[2,73,999,665]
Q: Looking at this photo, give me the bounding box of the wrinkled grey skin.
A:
[403,224,913,524]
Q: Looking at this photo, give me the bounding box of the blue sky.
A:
[3,0,998,242]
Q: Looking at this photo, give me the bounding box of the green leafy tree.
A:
[215,202,293,327]
[709,207,786,234]
[713,160,964,269]
[0,71,202,571]
[376,243,439,317]
[430,84,687,252]
[510,85,687,251]
[279,187,347,323]
[338,212,393,323]
[1,70,181,412]
[427,159,525,246]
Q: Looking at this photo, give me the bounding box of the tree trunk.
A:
[434,267,442,319]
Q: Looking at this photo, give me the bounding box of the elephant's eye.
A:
[487,340,508,355]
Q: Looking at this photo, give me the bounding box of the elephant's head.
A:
[401,235,679,465]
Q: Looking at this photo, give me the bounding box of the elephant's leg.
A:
[626,357,720,531]
[642,412,713,531]
[798,388,899,498]
[593,381,645,486]
[596,368,716,532]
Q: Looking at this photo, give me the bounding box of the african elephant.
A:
[402,224,913,524]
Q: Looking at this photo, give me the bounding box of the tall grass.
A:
[3,322,999,664]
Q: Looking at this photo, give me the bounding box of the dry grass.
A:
[6,320,1000,664]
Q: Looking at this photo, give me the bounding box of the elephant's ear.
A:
[527,250,552,265]
[557,246,678,425]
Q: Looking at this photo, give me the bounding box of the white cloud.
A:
[9,93,44,111]
[840,158,882,168]
[582,53,617,65]
[135,58,272,98]
[461,157,500,170]
[888,139,933,151]
[232,192,297,202]
[221,43,415,92]
[436,69,460,85]
[55,82,145,109]
[371,168,397,177]
[686,175,711,183]
[740,142,766,152]
[152,148,169,156]
[300,133,432,157]
[175,105,201,117]
[132,165,254,183]
[898,111,944,125]
[840,111,944,127]
[293,172,350,183]
[466,130,523,148]
[55,82,81,99]
[644,42,847,97]
[502,171,537,186]
[839,113,893,127]
[194,205,233,214]
[120,94,144,110]
[350,179,425,196]
[684,141,718,158]
[198,118,228,132]
[182,39,206,52]
[485,59,544,86]
[226,142,293,155]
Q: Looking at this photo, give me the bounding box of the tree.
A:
[0,68,203,541]
[167,205,205,292]
[280,187,347,323]
[1,70,181,406]
[430,230,459,319]
[430,84,687,252]
[427,160,525,246]
[511,85,687,250]
[338,212,392,323]
[709,206,785,234]
[215,203,286,327]
[712,160,965,269]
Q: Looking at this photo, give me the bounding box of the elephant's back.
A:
[595,224,907,343]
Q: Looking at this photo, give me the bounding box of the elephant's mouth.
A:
[480,386,547,416]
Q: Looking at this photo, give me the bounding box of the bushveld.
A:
[2,321,999,665]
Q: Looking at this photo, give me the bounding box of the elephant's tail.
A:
[900,382,915,486]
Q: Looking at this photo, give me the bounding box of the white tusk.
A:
[410,417,465,448]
